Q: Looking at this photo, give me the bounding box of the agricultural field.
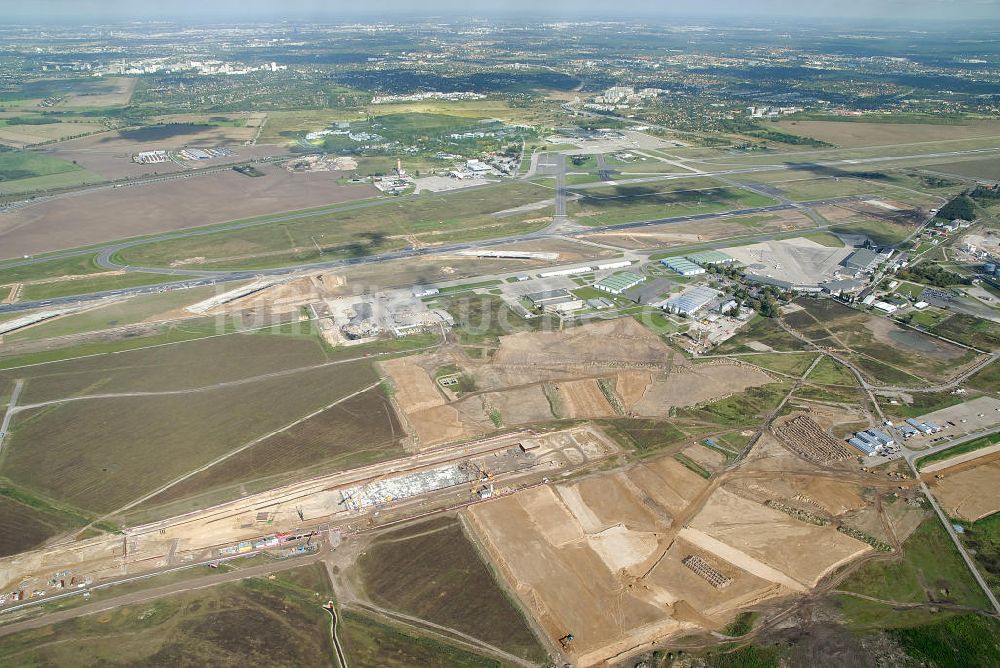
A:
[0,116,108,149]
[0,493,86,557]
[0,332,380,514]
[0,565,337,667]
[566,178,776,227]
[353,516,547,663]
[0,149,98,191]
[110,180,552,270]
[129,386,403,521]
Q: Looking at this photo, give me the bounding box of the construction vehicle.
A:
[559,633,574,649]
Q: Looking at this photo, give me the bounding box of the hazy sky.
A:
[4,0,1000,22]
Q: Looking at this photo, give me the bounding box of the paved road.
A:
[903,427,1000,468]
[0,379,23,454]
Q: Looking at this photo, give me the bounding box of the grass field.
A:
[0,318,244,370]
[921,157,1000,181]
[714,315,807,354]
[806,356,858,385]
[887,613,1000,667]
[960,511,1000,597]
[0,564,337,667]
[766,176,885,202]
[354,516,546,663]
[0,253,104,285]
[880,390,967,420]
[597,418,692,457]
[786,299,976,385]
[113,181,552,269]
[0,333,381,514]
[339,610,503,668]
[743,352,818,376]
[839,517,991,610]
[1,285,221,343]
[772,118,1000,148]
[20,272,180,300]
[128,386,403,521]
[931,313,1000,351]
[566,178,776,227]
[0,150,81,182]
[676,381,790,429]
[827,215,920,247]
[966,361,1000,394]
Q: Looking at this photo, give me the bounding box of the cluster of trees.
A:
[731,284,787,318]
[898,263,971,287]
[970,185,1000,201]
[936,194,976,221]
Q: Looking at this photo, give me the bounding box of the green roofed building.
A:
[594,271,645,295]
[686,250,735,265]
[660,257,705,276]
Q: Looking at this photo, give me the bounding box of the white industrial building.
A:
[655,285,720,316]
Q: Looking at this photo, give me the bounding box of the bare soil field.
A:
[487,317,672,375]
[466,481,688,666]
[1,359,377,514]
[131,387,403,519]
[772,119,1000,148]
[557,378,615,418]
[681,444,727,472]
[383,321,779,448]
[0,164,377,258]
[578,210,813,250]
[632,362,774,415]
[466,451,873,665]
[729,473,866,517]
[930,453,1000,522]
[685,487,871,589]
